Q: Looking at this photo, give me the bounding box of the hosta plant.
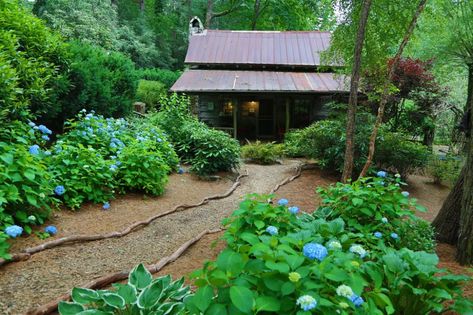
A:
[58,264,190,315]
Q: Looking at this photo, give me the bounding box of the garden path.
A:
[0,160,301,315]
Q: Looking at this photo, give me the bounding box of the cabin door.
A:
[237,99,274,140]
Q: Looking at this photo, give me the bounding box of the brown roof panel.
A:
[170,70,348,93]
[185,30,332,67]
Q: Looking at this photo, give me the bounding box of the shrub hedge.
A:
[285,118,430,178]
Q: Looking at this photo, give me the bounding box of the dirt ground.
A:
[1,163,471,314]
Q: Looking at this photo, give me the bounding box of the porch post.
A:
[285,98,290,133]
[232,98,238,139]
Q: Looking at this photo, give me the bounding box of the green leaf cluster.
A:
[284,116,429,178]
[185,190,472,314]
[149,94,241,176]
[59,263,190,315]
[241,141,285,165]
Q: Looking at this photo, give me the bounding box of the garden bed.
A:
[0,161,300,315]
[146,166,473,303]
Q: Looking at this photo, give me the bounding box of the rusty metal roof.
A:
[185,30,331,67]
[170,70,348,93]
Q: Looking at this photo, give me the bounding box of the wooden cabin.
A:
[171,18,349,140]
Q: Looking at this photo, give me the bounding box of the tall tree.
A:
[205,0,243,28]
[358,0,428,178]
[431,0,473,265]
[340,0,372,183]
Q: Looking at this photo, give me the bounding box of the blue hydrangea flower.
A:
[103,202,110,210]
[28,121,36,127]
[381,217,388,224]
[350,294,364,307]
[157,138,162,142]
[374,231,382,238]
[29,145,40,155]
[44,225,58,235]
[288,206,299,214]
[278,198,288,206]
[296,295,317,311]
[115,161,122,166]
[110,164,118,172]
[38,125,52,135]
[42,135,50,141]
[401,191,410,197]
[377,171,387,178]
[178,167,185,174]
[44,151,51,156]
[391,233,399,240]
[5,225,23,238]
[54,185,65,196]
[303,243,328,261]
[266,226,278,236]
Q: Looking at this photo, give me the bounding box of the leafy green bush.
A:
[60,41,137,120]
[179,121,240,176]
[284,118,371,172]
[136,80,166,110]
[59,264,190,315]
[150,94,240,176]
[427,154,463,185]
[283,129,306,157]
[49,144,115,209]
[315,175,430,250]
[116,141,170,195]
[50,111,178,207]
[185,194,472,314]
[0,0,69,122]
[284,118,429,177]
[397,217,436,252]
[241,141,285,164]
[0,121,60,258]
[135,68,181,89]
[376,132,430,178]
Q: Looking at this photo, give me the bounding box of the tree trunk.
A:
[340,0,372,183]
[206,0,214,28]
[432,167,465,244]
[251,0,262,30]
[358,0,428,178]
[422,124,435,149]
[456,65,473,265]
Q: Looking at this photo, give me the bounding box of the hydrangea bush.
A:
[184,194,472,314]
[314,173,436,251]
[0,121,58,258]
[48,110,179,208]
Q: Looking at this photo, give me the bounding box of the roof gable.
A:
[185,30,332,67]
